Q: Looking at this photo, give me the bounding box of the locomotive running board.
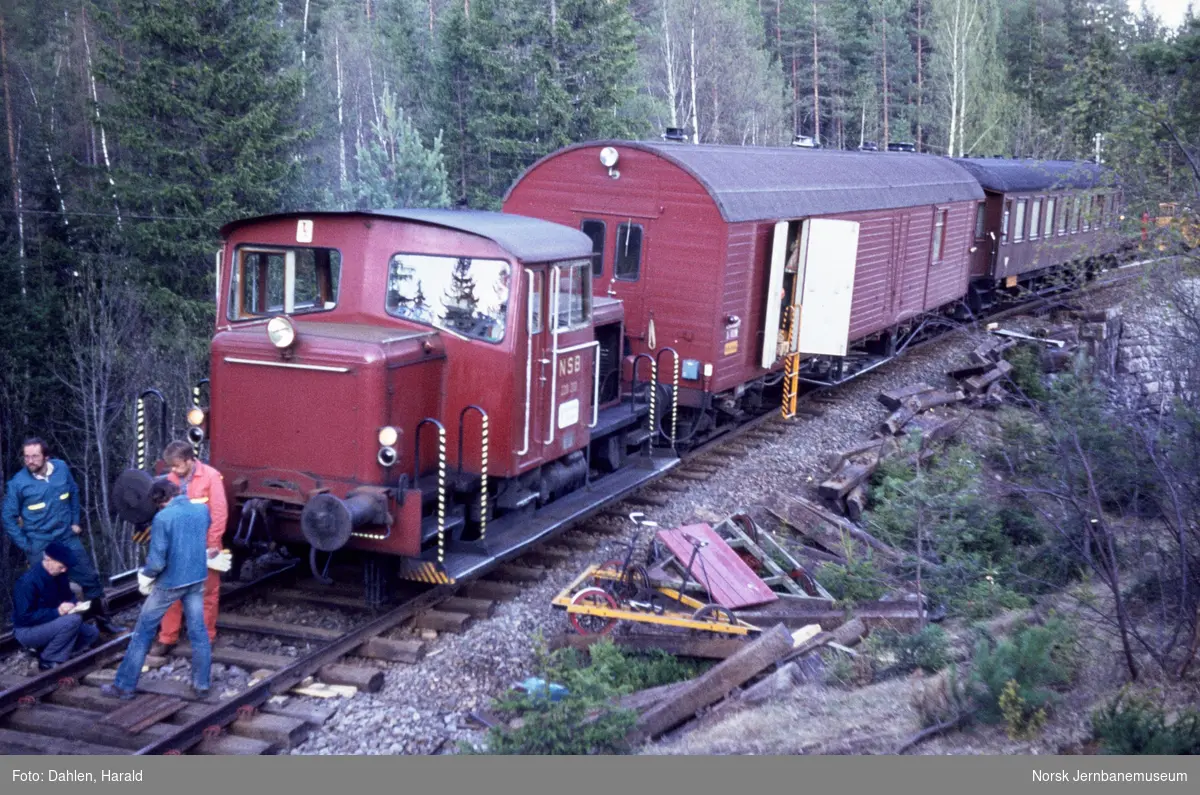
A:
[398,454,681,585]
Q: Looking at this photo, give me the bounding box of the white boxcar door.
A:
[794,218,860,357]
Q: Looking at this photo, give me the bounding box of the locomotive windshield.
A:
[386,253,511,343]
[227,246,341,321]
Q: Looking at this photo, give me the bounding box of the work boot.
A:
[190,685,211,701]
[99,683,136,701]
[89,599,124,635]
[37,658,56,672]
[149,641,174,657]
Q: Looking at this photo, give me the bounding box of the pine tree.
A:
[353,86,450,209]
[443,256,479,332]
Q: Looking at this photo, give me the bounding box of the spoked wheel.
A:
[691,603,737,637]
[569,587,619,635]
[788,565,821,597]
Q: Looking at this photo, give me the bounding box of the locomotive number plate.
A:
[557,398,580,429]
[296,219,314,243]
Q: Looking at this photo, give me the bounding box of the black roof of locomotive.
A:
[221,208,593,263]
[511,140,984,223]
[951,158,1117,193]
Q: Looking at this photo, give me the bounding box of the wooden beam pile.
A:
[816,382,966,520]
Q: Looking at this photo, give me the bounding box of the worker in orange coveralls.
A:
[150,440,229,655]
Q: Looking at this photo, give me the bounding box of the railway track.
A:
[0,255,1149,755]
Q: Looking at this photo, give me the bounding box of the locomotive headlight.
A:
[377,446,398,467]
[187,407,206,426]
[599,147,619,168]
[267,315,296,349]
[377,426,399,447]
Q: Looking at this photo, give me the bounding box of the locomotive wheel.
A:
[569,587,619,636]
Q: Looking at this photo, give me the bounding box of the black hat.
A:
[112,469,160,526]
[43,540,77,568]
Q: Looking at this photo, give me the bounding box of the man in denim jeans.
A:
[102,479,213,700]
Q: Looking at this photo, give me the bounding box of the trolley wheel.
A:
[788,566,820,597]
[614,564,651,601]
[593,559,625,584]
[691,603,736,630]
[569,587,619,636]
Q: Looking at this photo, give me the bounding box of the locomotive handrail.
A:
[457,405,489,544]
[516,269,535,457]
[629,353,657,452]
[544,266,562,445]
[132,388,168,471]
[414,418,448,565]
[655,347,680,449]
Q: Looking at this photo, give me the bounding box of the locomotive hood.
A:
[212,320,445,367]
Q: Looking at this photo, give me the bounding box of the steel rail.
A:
[134,583,457,755]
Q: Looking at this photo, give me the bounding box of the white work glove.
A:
[137,572,156,596]
[207,550,232,573]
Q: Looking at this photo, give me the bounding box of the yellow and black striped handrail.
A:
[457,405,489,544]
[414,418,448,565]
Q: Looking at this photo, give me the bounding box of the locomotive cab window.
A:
[614,222,643,281]
[386,254,511,344]
[581,220,606,278]
[228,246,341,321]
[554,259,593,331]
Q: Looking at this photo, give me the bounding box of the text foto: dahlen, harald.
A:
[12,769,144,783]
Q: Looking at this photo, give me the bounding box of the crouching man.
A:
[12,541,100,670]
[102,480,212,701]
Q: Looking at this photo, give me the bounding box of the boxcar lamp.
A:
[599,146,620,179]
[378,426,399,447]
[267,315,296,349]
[187,407,206,427]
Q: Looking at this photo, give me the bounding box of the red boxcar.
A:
[504,141,984,420]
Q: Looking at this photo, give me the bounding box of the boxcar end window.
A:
[554,259,592,331]
[1029,200,1042,240]
[386,254,511,344]
[932,209,948,261]
[974,204,986,240]
[581,220,606,278]
[614,222,643,281]
[1044,198,1056,238]
[1014,200,1028,243]
[228,246,341,321]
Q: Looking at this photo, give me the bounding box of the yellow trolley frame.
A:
[552,563,762,637]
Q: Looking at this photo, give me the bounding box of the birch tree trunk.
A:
[662,0,678,128]
[80,7,120,227]
[302,0,310,98]
[336,32,347,197]
[689,0,699,143]
[812,0,819,144]
[0,15,25,296]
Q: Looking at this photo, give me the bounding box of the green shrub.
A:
[818,556,888,605]
[465,638,707,755]
[952,578,1031,620]
[999,679,1048,739]
[1092,691,1200,755]
[873,625,950,674]
[1005,344,1049,401]
[970,618,1077,725]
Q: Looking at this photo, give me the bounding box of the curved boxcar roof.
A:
[221,208,592,263]
[508,141,984,223]
[951,158,1117,193]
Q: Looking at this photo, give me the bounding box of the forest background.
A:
[0,0,1198,587]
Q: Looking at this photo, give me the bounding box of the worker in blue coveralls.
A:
[102,479,212,701]
[11,541,100,670]
[2,437,118,634]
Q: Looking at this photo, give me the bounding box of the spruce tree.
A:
[94,0,307,301]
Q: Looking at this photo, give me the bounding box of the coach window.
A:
[1058,197,1069,235]
[554,259,593,331]
[974,203,986,240]
[1001,200,1012,244]
[228,246,341,321]
[1071,197,1082,233]
[614,222,643,281]
[581,220,606,278]
[932,209,948,261]
[385,254,511,344]
[1029,199,1042,240]
[1013,199,1027,243]
[1044,198,1056,238]
[1082,194,1093,231]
